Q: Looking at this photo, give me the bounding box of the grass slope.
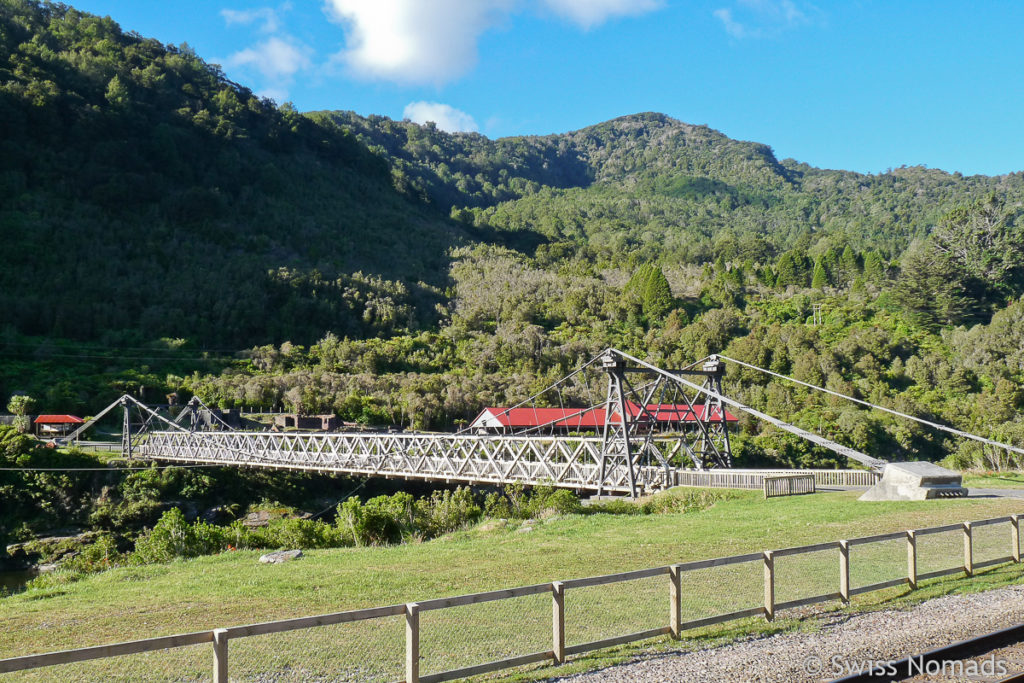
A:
[2,490,1021,659]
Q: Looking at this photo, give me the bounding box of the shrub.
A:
[130,508,229,564]
[414,487,482,538]
[248,517,344,550]
[484,484,581,519]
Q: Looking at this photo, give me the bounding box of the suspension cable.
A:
[455,353,603,434]
[718,354,1024,458]
[608,348,888,469]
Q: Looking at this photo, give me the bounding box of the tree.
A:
[839,246,861,285]
[624,264,674,323]
[893,241,976,327]
[104,75,130,109]
[811,259,829,289]
[931,195,1024,300]
[862,251,885,284]
[7,395,37,434]
[775,249,811,288]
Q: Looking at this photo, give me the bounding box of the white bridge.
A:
[69,348,918,497]
[136,431,674,495]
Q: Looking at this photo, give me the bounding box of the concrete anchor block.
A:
[859,462,967,501]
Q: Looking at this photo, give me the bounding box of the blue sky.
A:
[69,1,1024,177]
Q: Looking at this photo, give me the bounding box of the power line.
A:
[0,341,244,353]
[0,350,240,363]
[0,464,221,472]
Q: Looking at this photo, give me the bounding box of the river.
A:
[0,570,34,595]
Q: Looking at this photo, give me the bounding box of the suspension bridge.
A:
[60,348,1018,498]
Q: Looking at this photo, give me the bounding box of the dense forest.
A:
[3,0,1024,475]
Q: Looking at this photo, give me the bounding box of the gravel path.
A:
[547,585,1024,682]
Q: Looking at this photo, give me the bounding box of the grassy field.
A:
[2,489,1023,681]
[963,470,1024,488]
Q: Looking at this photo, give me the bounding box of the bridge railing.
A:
[675,468,877,489]
[2,513,1019,682]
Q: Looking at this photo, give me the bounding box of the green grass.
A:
[963,470,1024,489]
[1,489,1022,681]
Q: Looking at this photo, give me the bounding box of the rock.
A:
[259,549,303,564]
[202,505,236,524]
[243,509,312,529]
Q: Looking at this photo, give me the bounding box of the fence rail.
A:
[2,514,1019,682]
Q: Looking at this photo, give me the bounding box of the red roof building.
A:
[33,414,85,437]
[469,404,736,433]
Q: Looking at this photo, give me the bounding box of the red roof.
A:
[471,404,737,430]
[33,415,85,424]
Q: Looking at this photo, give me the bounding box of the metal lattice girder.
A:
[136,431,674,494]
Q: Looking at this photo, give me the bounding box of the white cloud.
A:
[713,8,749,38]
[324,0,662,85]
[714,0,812,39]
[221,7,282,34]
[540,0,663,30]
[403,101,479,133]
[325,0,511,85]
[226,36,313,80]
[256,86,290,103]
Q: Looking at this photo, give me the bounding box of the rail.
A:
[675,468,876,489]
[2,514,1019,682]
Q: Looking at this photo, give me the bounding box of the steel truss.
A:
[129,348,898,498]
[133,349,742,498]
[136,431,675,495]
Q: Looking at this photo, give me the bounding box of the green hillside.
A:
[0,0,462,348]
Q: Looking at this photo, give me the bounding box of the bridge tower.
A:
[595,350,735,495]
[597,352,637,496]
[694,355,733,469]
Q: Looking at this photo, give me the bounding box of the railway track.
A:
[833,622,1024,682]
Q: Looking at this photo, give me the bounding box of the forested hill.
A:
[0,0,463,347]
[321,109,1024,264]
[2,0,1023,350]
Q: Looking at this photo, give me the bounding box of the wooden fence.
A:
[675,468,877,489]
[763,474,816,498]
[1,514,1019,682]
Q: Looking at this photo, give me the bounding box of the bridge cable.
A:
[717,354,1024,458]
[608,348,887,470]
[308,478,370,520]
[455,353,603,434]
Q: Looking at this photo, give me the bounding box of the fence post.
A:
[406,603,420,683]
[212,628,228,683]
[907,530,917,590]
[669,565,682,638]
[763,551,775,622]
[963,522,973,577]
[1012,515,1020,563]
[552,582,565,664]
[839,541,850,603]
